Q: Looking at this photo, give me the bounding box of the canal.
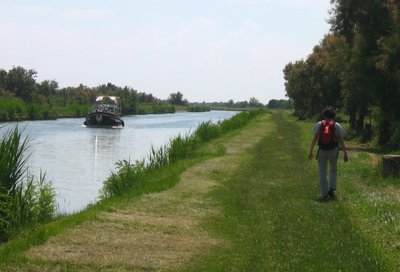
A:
[0,111,237,213]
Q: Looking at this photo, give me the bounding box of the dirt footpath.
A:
[25,115,273,271]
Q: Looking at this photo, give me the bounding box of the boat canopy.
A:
[95,96,118,102]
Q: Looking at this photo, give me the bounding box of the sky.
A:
[0,0,332,104]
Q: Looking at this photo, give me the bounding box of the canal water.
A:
[0,111,237,214]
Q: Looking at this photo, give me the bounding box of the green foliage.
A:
[0,126,56,241]
[100,160,146,199]
[0,173,56,239]
[187,106,211,112]
[267,99,293,109]
[188,112,392,271]
[0,66,266,123]
[0,126,30,195]
[195,121,220,142]
[100,109,266,199]
[4,67,38,102]
[168,132,197,163]
[283,35,345,119]
[0,68,178,121]
[284,0,400,149]
[0,97,27,121]
[53,104,91,118]
[0,98,58,121]
[387,122,400,150]
[137,104,176,114]
[168,91,187,106]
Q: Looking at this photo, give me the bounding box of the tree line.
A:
[0,66,184,121]
[284,0,400,148]
[0,66,268,121]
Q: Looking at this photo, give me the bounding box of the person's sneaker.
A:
[318,195,329,202]
[328,189,337,200]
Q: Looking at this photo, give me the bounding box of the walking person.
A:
[308,106,349,201]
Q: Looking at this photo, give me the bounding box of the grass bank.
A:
[186,111,398,271]
[0,110,265,270]
[1,110,399,271]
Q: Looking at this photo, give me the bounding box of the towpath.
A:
[6,111,397,271]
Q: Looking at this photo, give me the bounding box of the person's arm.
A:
[336,124,349,162]
[338,137,349,162]
[308,133,319,160]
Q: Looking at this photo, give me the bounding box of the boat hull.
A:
[84,112,124,127]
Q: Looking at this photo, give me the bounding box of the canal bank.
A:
[2,111,398,271]
[0,110,238,213]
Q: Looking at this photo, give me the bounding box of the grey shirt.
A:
[313,120,345,139]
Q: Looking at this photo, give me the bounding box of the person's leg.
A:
[328,149,338,190]
[317,150,329,198]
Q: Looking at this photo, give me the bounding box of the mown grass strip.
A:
[0,135,189,268]
[189,111,393,271]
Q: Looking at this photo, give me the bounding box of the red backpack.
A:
[318,120,338,150]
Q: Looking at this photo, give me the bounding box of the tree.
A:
[267,99,293,109]
[6,67,38,102]
[0,69,7,91]
[283,60,312,118]
[37,80,58,104]
[374,0,400,146]
[329,0,392,132]
[249,97,261,107]
[168,91,187,105]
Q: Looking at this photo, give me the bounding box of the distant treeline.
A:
[284,1,400,148]
[266,99,293,110]
[191,97,272,110]
[0,67,269,121]
[0,67,177,121]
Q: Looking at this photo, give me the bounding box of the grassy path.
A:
[189,112,393,271]
[2,111,398,271]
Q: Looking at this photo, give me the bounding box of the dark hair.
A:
[323,106,336,119]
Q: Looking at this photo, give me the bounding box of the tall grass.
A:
[0,97,91,121]
[0,98,27,121]
[52,103,91,118]
[0,126,56,242]
[137,104,176,114]
[187,106,211,112]
[0,98,57,121]
[100,109,266,199]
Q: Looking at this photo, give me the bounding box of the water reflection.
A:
[91,130,122,183]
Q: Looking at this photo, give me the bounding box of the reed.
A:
[168,132,197,163]
[137,104,176,115]
[53,104,91,118]
[187,106,211,112]
[100,109,266,198]
[195,121,220,142]
[0,126,56,241]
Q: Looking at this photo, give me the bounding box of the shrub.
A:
[0,126,56,241]
[168,132,196,163]
[195,121,220,142]
[100,160,146,199]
